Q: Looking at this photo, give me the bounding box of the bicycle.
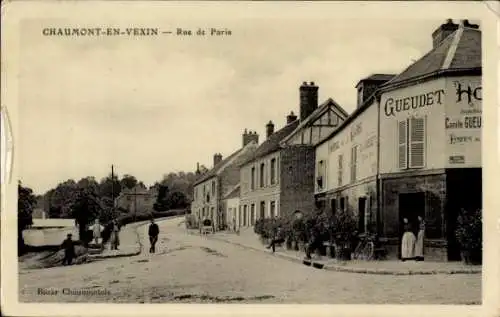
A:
[352,232,377,260]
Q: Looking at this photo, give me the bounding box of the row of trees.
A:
[18,169,206,252]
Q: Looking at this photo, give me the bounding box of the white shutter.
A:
[409,117,426,168]
[398,120,408,169]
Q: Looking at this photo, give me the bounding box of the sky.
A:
[17,17,463,195]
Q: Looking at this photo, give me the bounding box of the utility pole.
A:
[111,164,115,218]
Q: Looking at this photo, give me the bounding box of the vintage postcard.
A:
[1,1,499,316]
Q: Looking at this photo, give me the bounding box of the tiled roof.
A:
[239,120,300,167]
[223,184,240,200]
[382,26,481,88]
[193,148,243,186]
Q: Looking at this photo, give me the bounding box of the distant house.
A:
[114,185,157,214]
[223,184,240,230]
[192,132,259,231]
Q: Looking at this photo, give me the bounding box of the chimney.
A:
[300,81,318,121]
[213,153,223,166]
[196,162,200,175]
[461,19,479,29]
[432,19,459,48]
[286,111,298,124]
[266,120,275,139]
[242,129,259,147]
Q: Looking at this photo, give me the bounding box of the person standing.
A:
[401,218,416,261]
[61,233,76,266]
[148,218,160,253]
[110,220,120,250]
[266,223,285,253]
[414,216,425,261]
[88,219,104,246]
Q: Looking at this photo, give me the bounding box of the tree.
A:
[18,182,36,254]
[98,174,121,208]
[71,187,102,244]
[153,185,170,211]
[166,191,188,209]
[120,174,138,190]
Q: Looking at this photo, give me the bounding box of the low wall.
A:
[23,227,79,247]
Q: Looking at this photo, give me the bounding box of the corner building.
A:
[315,20,482,261]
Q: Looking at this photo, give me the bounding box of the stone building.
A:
[114,184,156,215]
[314,19,481,261]
[192,131,258,230]
[238,82,348,227]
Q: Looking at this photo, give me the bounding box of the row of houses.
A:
[192,19,482,261]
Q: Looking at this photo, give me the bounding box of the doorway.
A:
[398,192,426,258]
[358,197,367,233]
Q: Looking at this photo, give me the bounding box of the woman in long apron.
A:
[401,218,416,261]
[414,216,425,261]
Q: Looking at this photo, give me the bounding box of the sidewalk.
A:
[88,221,146,260]
[208,228,482,275]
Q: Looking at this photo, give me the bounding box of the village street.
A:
[19,217,481,304]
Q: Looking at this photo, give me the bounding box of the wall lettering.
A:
[350,123,362,141]
[384,89,445,117]
[445,116,481,129]
[329,141,340,153]
[454,81,482,107]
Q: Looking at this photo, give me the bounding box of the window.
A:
[251,167,256,190]
[340,197,345,213]
[260,201,266,219]
[260,163,265,188]
[317,160,326,190]
[270,158,277,185]
[338,154,344,186]
[350,145,359,183]
[251,204,256,225]
[398,116,426,169]
[211,181,215,196]
[243,205,248,226]
[330,199,337,216]
[270,201,276,218]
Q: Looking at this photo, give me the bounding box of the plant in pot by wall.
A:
[331,208,357,261]
[455,208,482,265]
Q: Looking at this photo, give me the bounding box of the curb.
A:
[208,235,482,276]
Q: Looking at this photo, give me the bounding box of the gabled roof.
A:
[355,74,396,88]
[280,98,348,146]
[193,148,244,186]
[223,183,240,200]
[239,120,300,167]
[381,26,481,90]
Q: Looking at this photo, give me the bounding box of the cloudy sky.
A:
[16,13,471,194]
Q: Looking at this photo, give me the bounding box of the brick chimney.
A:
[195,162,201,175]
[213,153,223,166]
[461,19,479,29]
[242,129,259,147]
[266,120,274,139]
[432,19,459,49]
[300,81,318,121]
[286,111,298,124]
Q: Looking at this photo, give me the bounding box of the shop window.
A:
[398,116,426,169]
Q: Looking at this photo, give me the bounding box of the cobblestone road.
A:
[18,218,481,304]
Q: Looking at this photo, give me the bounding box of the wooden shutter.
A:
[398,120,408,169]
[409,117,426,168]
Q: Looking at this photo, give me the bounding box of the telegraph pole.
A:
[111,165,115,217]
[134,186,137,222]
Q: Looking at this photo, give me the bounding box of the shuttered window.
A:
[338,154,343,186]
[398,117,426,169]
[398,120,408,169]
[409,117,426,168]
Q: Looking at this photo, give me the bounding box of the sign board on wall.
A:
[445,77,481,168]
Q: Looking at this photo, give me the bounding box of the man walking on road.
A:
[148,218,160,253]
[61,233,76,265]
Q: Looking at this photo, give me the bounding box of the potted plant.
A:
[331,209,357,261]
[455,208,482,265]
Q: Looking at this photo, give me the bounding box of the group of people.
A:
[60,218,122,266]
[401,215,426,261]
